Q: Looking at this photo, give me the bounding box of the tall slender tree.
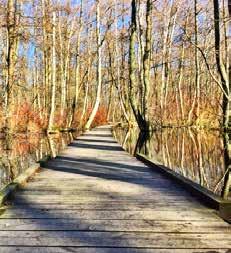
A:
[129,0,152,130]
[5,0,19,131]
[47,8,57,132]
[85,0,102,130]
[70,0,83,127]
[213,0,230,128]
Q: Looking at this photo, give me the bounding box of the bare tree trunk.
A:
[213,0,230,128]
[160,1,176,123]
[33,47,41,117]
[129,0,152,130]
[106,82,113,121]
[177,15,189,123]
[142,0,152,127]
[33,4,42,118]
[41,0,50,116]
[113,0,130,123]
[137,1,144,114]
[85,0,102,130]
[47,10,57,132]
[64,20,75,126]
[47,135,56,157]
[178,40,185,121]
[5,0,19,131]
[58,7,65,118]
[70,0,83,127]
[80,80,89,126]
[129,0,148,129]
[221,0,231,197]
[188,0,200,124]
[129,0,139,125]
[163,7,177,121]
[222,132,231,199]
[160,4,170,114]
[80,28,92,127]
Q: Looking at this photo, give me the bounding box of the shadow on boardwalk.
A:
[42,156,184,193]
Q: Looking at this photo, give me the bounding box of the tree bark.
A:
[84,0,102,130]
[70,0,83,127]
[188,0,200,124]
[129,0,140,125]
[213,0,230,128]
[5,0,19,131]
[129,0,152,130]
[142,0,152,126]
[47,10,57,132]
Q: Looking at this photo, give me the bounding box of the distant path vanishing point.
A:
[0,125,230,253]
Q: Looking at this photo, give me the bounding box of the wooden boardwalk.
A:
[0,126,230,252]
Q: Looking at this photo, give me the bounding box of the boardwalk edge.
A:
[219,202,231,223]
[136,153,231,223]
[0,163,40,206]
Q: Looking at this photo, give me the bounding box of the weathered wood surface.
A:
[0,125,230,252]
[0,249,229,253]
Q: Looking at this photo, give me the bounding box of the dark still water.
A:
[0,132,76,190]
[113,127,231,200]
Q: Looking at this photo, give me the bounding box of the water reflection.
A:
[0,131,76,190]
[222,133,231,199]
[114,127,231,200]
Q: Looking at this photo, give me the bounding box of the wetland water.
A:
[0,132,76,190]
[113,127,231,200]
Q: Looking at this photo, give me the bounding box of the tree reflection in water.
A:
[0,132,74,190]
[222,133,231,199]
[114,127,231,200]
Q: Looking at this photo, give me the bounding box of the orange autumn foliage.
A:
[91,106,108,127]
[12,102,46,132]
[71,106,108,129]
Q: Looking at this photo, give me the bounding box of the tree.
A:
[84,0,102,130]
[142,0,152,126]
[5,0,19,131]
[213,0,230,128]
[188,0,200,124]
[70,0,83,127]
[47,8,57,132]
[129,0,152,130]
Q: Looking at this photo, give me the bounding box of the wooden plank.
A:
[38,168,157,175]
[10,198,201,206]
[0,249,230,253]
[33,175,167,181]
[44,160,154,172]
[18,186,186,193]
[5,202,208,210]
[0,231,230,248]
[23,179,177,187]
[11,194,197,202]
[0,248,228,253]
[14,190,191,198]
[16,180,185,190]
[0,219,230,233]
[9,199,207,206]
[0,209,219,220]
